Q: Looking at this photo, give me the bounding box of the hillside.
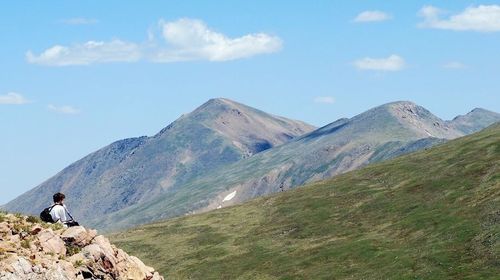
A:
[4,98,314,224]
[0,212,163,279]
[95,101,500,231]
[112,123,500,279]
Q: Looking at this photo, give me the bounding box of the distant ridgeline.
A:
[3,98,500,232]
[111,123,500,279]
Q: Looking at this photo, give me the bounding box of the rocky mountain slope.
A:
[447,108,500,134]
[112,123,500,279]
[93,101,500,231]
[0,212,162,279]
[4,98,314,225]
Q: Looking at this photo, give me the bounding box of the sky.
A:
[1,0,500,204]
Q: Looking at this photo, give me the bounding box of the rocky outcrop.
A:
[0,213,163,280]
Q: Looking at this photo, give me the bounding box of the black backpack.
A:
[40,205,55,223]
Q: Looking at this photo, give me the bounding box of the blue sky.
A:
[1,0,500,204]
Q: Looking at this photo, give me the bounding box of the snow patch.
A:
[424,129,434,137]
[222,191,237,202]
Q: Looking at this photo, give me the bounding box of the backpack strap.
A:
[62,205,75,222]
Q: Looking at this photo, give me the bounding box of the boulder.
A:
[61,226,93,246]
[37,229,66,256]
[10,257,33,275]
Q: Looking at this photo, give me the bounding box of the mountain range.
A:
[111,123,500,279]
[3,98,313,224]
[4,99,500,232]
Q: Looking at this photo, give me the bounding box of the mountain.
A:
[4,98,314,224]
[111,123,500,279]
[447,108,500,134]
[0,212,163,279]
[93,101,500,231]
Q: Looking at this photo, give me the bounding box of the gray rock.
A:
[0,215,164,279]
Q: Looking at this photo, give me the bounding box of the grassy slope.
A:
[111,124,500,279]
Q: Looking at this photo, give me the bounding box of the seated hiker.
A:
[47,192,79,227]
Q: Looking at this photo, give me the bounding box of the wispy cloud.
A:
[48,104,81,114]
[26,18,283,66]
[418,5,500,32]
[26,40,142,66]
[313,96,335,104]
[443,61,466,69]
[0,92,30,105]
[353,10,391,23]
[60,18,98,25]
[353,55,405,71]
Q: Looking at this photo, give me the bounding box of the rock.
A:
[7,234,20,244]
[30,225,43,235]
[0,222,10,234]
[61,226,92,246]
[81,244,102,262]
[0,240,16,253]
[10,257,33,275]
[67,253,86,266]
[0,213,164,279]
[86,228,97,240]
[38,229,66,256]
[43,264,73,280]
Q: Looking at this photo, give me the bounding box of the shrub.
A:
[66,244,81,256]
[20,239,31,249]
[26,215,41,224]
[73,259,84,267]
[51,223,64,231]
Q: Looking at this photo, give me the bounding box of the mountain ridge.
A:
[87,101,500,232]
[4,98,315,224]
[4,99,499,232]
[111,122,500,279]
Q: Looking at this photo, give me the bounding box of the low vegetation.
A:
[112,123,500,279]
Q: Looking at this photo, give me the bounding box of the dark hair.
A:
[53,192,66,203]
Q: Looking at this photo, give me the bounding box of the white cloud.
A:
[27,18,283,66]
[353,10,391,22]
[153,18,282,62]
[443,61,466,69]
[48,104,81,114]
[418,5,500,32]
[26,40,142,66]
[61,18,98,25]
[353,55,405,71]
[313,96,335,104]
[0,92,30,105]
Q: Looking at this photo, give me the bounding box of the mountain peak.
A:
[357,101,463,139]
[197,97,240,110]
[385,100,418,106]
[448,107,500,134]
[468,107,498,115]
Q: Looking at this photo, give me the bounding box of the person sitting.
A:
[49,192,79,227]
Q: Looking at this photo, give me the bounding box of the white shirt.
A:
[49,204,71,224]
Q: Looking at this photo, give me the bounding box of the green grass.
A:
[111,124,500,279]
